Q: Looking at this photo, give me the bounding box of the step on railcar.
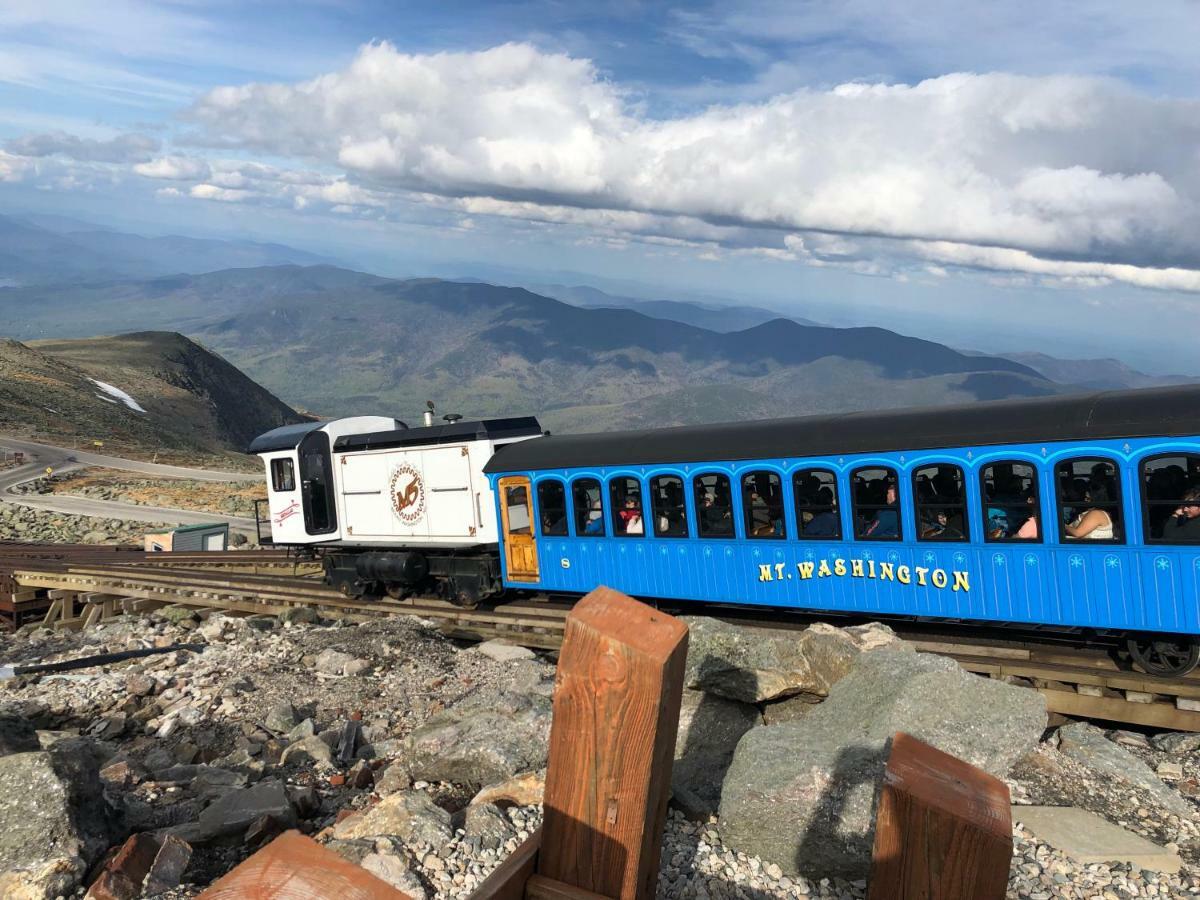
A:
[252,385,1200,677]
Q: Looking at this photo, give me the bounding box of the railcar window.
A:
[1055,458,1123,543]
[913,464,968,542]
[793,468,840,539]
[650,475,689,537]
[1141,454,1200,543]
[609,477,645,537]
[572,478,605,537]
[271,458,295,492]
[537,480,568,536]
[742,471,786,539]
[503,484,532,535]
[694,473,734,538]
[852,467,902,540]
[981,462,1040,542]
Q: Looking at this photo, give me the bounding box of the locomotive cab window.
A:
[1142,454,1200,543]
[694,473,734,538]
[650,475,688,537]
[503,484,532,535]
[793,468,840,539]
[572,478,605,537]
[537,480,568,536]
[610,477,645,537]
[852,467,901,540]
[1056,458,1123,543]
[913,464,968,542]
[742,471,785,539]
[271,458,295,492]
[981,461,1040,542]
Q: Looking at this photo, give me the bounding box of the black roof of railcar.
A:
[247,421,325,454]
[483,384,1200,473]
[334,416,543,453]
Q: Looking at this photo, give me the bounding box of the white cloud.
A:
[5,130,159,162]
[180,42,1200,292]
[134,155,212,180]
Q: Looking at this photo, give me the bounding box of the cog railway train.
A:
[250,385,1200,676]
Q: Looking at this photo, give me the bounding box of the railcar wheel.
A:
[1126,636,1200,678]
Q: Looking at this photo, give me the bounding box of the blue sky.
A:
[3,1,1200,372]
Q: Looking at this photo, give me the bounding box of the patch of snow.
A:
[90,379,146,413]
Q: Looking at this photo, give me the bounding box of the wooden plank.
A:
[537,586,688,900]
[41,598,62,626]
[524,874,612,900]
[1041,688,1200,732]
[81,603,102,630]
[868,732,1011,900]
[469,829,541,900]
[198,830,411,899]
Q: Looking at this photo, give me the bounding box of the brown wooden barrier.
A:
[868,732,1012,900]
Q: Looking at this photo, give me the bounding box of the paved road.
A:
[0,438,261,533]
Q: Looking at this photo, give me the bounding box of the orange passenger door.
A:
[499,476,540,582]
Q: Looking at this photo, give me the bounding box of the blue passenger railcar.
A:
[484,386,1200,676]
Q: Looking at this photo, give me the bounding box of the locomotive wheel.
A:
[1126,635,1200,678]
[385,583,405,600]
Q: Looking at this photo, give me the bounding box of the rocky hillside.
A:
[0,266,1057,431]
[0,332,309,457]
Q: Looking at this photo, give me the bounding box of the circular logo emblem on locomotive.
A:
[390,462,426,525]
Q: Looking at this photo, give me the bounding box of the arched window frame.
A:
[692,471,738,539]
[1139,452,1200,545]
[1053,456,1124,545]
[850,465,903,541]
[978,459,1042,544]
[535,477,569,537]
[570,476,606,538]
[791,467,841,540]
[911,462,970,543]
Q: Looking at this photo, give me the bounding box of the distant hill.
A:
[1,332,309,458]
[0,214,336,286]
[527,282,820,332]
[998,351,1200,391]
[0,265,1058,431]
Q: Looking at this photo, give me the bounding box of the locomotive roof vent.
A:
[443,413,463,424]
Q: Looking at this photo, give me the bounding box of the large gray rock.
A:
[405,692,551,789]
[683,617,910,703]
[719,650,1046,879]
[0,748,114,899]
[332,790,453,846]
[1058,723,1191,816]
[172,779,297,844]
[672,688,760,819]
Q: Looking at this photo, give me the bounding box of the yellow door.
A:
[499,476,540,582]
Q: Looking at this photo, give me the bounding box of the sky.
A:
[2,1,1200,373]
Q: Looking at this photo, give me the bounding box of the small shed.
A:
[144,523,229,553]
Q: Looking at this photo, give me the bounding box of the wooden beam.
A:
[42,598,63,626]
[868,733,1012,900]
[469,829,541,900]
[536,586,688,900]
[524,875,612,900]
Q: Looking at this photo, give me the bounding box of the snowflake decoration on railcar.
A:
[1069,555,1083,568]
[1105,555,1120,569]
[1025,554,1037,567]
[887,550,900,563]
[923,551,937,565]
[992,553,1005,566]
[804,549,815,561]
[1156,556,1171,570]
[953,552,967,566]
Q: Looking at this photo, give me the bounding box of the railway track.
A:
[5,545,1200,731]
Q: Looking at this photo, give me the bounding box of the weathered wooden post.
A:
[473,585,689,900]
[867,732,1013,900]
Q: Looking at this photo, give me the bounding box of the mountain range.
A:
[0,214,333,286]
[0,331,308,459]
[0,264,1062,432]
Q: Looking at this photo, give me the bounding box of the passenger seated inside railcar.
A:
[1057,459,1123,541]
[1143,455,1200,540]
[573,479,606,536]
[694,474,734,537]
[610,477,644,536]
[854,468,900,539]
[650,476,688,537]
[743,471,785,537]
[982,462,1039,541]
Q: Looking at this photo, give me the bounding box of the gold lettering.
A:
[774,562,786,580]
[914,566,929,586]
[797,562,815,580]
[758,564,773,582]
[953,570,971,592]
[818,559,832,578]
[834,559,847,576]
[897,565,911,585]
[868,559,876,578]
[879,562,895,581]
[851,559,864,578]
[932,568,948,589]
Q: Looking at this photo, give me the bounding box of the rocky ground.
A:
[1,609,1199,898]
[0,500,173,544]
[20,468,263,519]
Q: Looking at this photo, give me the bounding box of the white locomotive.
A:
[249,407,544,605]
